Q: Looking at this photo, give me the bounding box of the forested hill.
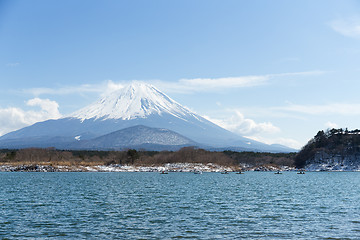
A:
[295,128,360,170]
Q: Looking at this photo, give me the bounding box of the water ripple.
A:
[0,172,359,239]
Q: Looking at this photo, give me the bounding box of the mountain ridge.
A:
[0,82,295,152]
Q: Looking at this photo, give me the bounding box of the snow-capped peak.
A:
[70,82,196,121]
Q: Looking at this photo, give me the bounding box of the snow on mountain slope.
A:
[71,82,198,121]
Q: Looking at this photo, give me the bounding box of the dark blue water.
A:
[0,172,359,239]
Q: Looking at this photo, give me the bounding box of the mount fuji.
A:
[0,82,294,152]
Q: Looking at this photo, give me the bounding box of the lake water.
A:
[0,172,359,239]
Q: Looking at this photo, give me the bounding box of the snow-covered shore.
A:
[305,152,360,171]
[0,162,295,172]
[0,163,235,172]
[3,162,360,172]
[305,163,360,171]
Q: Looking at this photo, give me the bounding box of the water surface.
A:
[0,172,359,239]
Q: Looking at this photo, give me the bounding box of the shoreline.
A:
[2,163,359,172]
[0,162,295,172]
[1,164,359,172]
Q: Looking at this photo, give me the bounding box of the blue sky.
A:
[1,0,360,149]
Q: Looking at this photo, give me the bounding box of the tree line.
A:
[0,147,296,168]
[295,128,360,168]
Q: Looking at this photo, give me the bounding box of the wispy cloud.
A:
[268,70,325,78]
[0,98,62,136]
[5,62,20,67]
[274,103,360,116]
[330,17,360,38]
[23,80,124,97]
[20,70,325,97]
[152,75,266,94]
[155,70,325,93]
[238,102,360,121]
[179,75,268,89]
[24,85,101,96]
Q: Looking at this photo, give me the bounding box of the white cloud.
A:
[203,110,280,136]
[100,80,125,97]
[330,17,360,38]
[203,110,303,149]
[325,121,338,129]
[0,108,28,136]
[26,98,62,120]
[105,80,125,92]
[0,98,62,136]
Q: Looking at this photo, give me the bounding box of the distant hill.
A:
[295,128,360,171]
[72,125,197,151]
